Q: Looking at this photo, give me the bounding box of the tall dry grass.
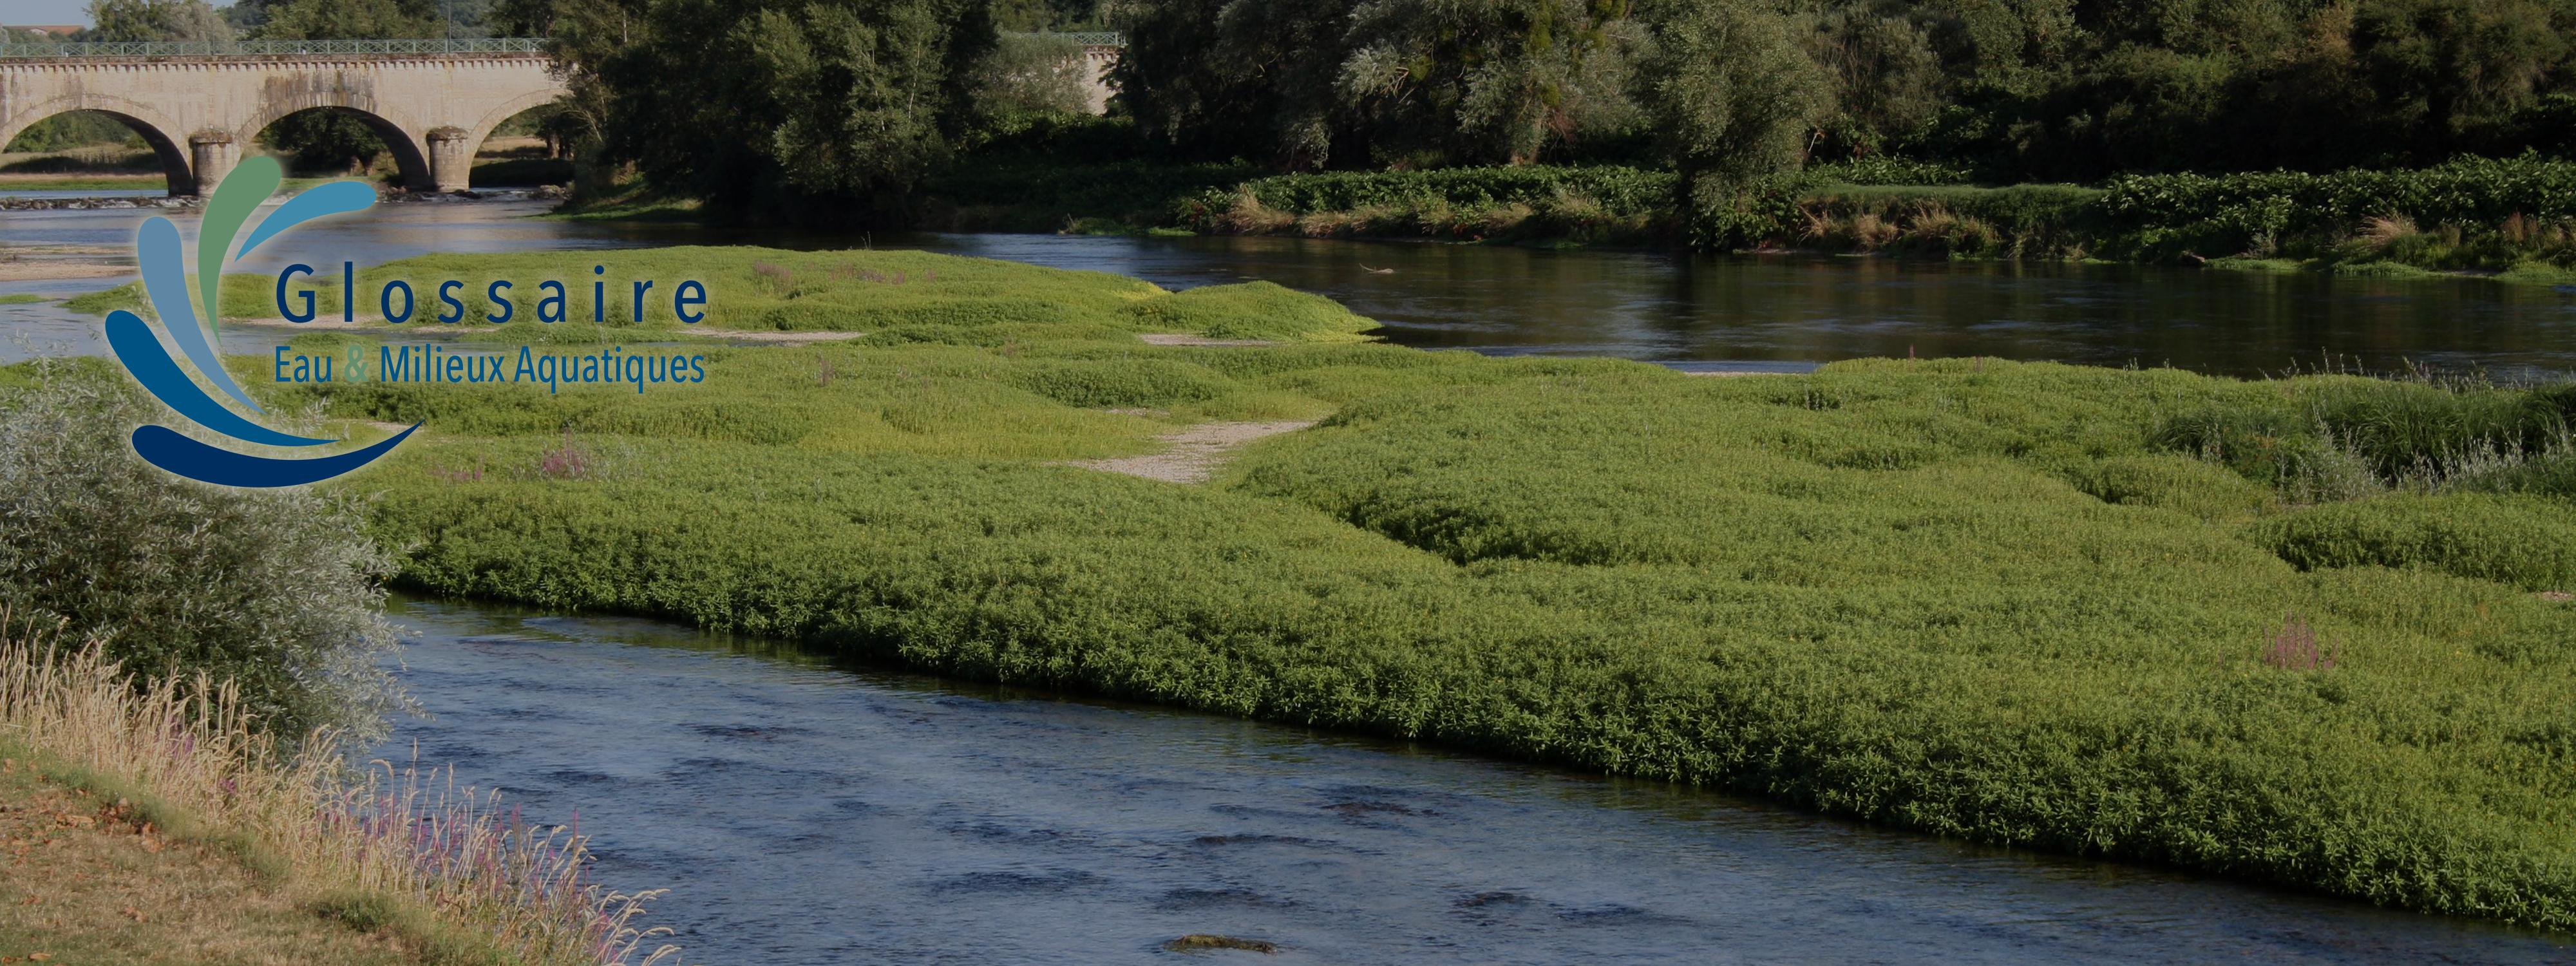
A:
[0,622,678,966]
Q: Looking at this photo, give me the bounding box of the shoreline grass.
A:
[875,156,2576,285]
[0,626,678,965]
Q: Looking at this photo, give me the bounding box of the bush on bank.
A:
[137,246,2576,933]
[928,153,2576,276]
[0,364,406,745]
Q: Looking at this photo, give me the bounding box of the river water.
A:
[5,198,2573,377]
[382,597,2571,965]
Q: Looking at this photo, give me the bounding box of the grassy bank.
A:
[905,155,2576,281]
[100,245,2576,933]
[67,245,1377,346]
[0,632,676,965]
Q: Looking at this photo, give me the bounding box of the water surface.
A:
[380,598,2573,965]
[6,200,2573,377]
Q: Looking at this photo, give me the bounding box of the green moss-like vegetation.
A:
[65,247,1379,345]
[0,294,46,305]
[101,247,2574,933]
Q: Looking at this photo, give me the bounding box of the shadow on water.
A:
[379,594,2573,966]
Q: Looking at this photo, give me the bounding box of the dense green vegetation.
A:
[0,361,407,745]
[925,151,2576,275]
[84,246,2572,931]
[66,246,1377,346]
[1101,0,2576,181]
[495,0,2576,222]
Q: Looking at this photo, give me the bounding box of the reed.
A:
[0,622,677,966]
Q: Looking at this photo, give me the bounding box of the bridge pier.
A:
[187,129,237,198]
[426,126,473,193]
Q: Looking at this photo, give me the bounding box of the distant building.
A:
[5,26,86,39]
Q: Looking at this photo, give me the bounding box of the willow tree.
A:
[1334,0,1645,166]
[591,0,996,221]
[1637,0,1826,245]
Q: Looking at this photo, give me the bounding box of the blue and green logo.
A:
[107,157,417,488]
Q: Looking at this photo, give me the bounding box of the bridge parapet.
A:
[0,38,547,59]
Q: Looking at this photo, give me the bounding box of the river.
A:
[4,197,2573,377]
[7,197,2575,961]
[383,596,2571,965]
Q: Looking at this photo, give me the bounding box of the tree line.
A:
[17,0,2573,227]
[1112,0,2576,180]
[488,0,2576,225]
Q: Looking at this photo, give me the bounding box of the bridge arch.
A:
[0,97,194,196]
[237,104,434,193]
[464,88,569,155]
[0,47,571,196]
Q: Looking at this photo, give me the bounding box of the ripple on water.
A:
[370,598,2576,966]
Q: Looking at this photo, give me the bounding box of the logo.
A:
[106,157,417,488]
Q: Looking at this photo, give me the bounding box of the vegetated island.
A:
[50,246,2576,936]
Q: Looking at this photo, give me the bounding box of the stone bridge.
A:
[0,39,568,196]
[1,34,1125,197]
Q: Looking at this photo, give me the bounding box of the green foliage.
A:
[0,368,404,744]
[2261,493,2576,590]
[1185,166,1678,219]
[3,112,146,155]
[1094,0,2576,182]
[87,0,234,42]
[1126,281,1376,341]
[960,32,1096,146]
[924,156,1258,231]
[68,246,1378,345]
[1635,0,1830,246]
[1803,6,1946,156]
[589,0,996,222]
[255,0,439,39]
[325,337,2576,933]
[2097,156,2576,260]
[2154,374,2576,493]
[1336,0,1645,166]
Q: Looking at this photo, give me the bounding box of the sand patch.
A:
[0,261,132,283]
[1138,333,1277,347]
[1066,419,1318,484]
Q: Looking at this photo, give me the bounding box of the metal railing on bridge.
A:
[0,37,547,59]
[0,32,1122,60]
[1025,32,1124,46]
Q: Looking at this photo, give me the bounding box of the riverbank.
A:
[0,633,677,965]
[96,245,2571,934]
[0,752,422,966]
[892,156,2576,284]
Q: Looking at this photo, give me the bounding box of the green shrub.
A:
[998,358,1241,408]
[0,369,404,744]
[2260,493,2576,591]
[2069,453,2278,520]
[1125,281,1378,341]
